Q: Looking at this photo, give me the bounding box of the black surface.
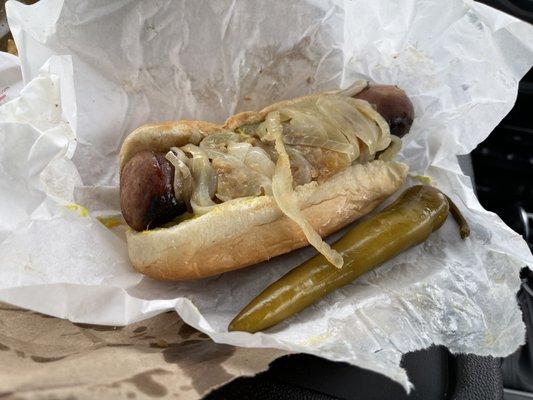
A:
[471,65,533,251]
[205,374,336,400]
[207,347,504,400]
[263,348,449,400]
[449,354,503,400]
[502,269,533,392]
[480,0,533,23]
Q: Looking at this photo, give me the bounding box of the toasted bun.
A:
[120,96,408,281]
[120,120,221,171]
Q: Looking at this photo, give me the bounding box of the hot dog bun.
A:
[120,93,408,281]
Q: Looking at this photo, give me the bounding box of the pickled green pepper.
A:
[229,185,470,333]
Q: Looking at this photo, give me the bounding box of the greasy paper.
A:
[1,0,533,390]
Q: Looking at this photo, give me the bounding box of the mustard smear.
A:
[412,174,432,185]
[97,216,122,229]
[65,203,89,217]
[299,332,332,346]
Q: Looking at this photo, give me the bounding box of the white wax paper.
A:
[0,52,22,105]
[2,0,533,390]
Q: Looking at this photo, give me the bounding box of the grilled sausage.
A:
[120,150,186,231]
[354,85,414,137]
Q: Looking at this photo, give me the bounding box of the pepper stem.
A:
[445,195,470,239]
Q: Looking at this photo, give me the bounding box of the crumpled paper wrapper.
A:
[0,51,21,105]
[1,0,533,390]
[0,302,286,399]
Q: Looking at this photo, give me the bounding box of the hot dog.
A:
[119,81,413,280]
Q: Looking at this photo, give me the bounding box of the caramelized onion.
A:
[335,80,369,97]
[168,87,397,226]
[181,144,217,215]
[378,135,402,161]
[165,148,193,211]
[343,97,391,152]
[268,111,343,269]
[286,147,313,185]
[228,142,252,161]
[199,132,240,159]
[244,147,275,179]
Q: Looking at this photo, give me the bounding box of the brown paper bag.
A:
[0,303,286,399]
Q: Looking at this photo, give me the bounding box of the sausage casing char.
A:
[355,85,414,138]
[120,85,415,231]
[120,151,186,231]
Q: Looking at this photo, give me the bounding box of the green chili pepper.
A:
[228,185,470,333]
